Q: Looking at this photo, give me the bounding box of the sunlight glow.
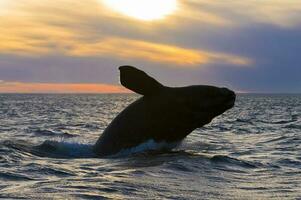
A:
[0,82,130,93]
[102,0,178,20]
[0,0,10,15]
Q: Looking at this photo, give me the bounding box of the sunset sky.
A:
[0,0,300,93]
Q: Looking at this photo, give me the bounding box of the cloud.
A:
[68,37,251,66]
[0,81,129,93]
[237,0,301,27]
[175,1,233,26]
[0,0,250,67]
[184,0,301,28]
[1,0,301,93]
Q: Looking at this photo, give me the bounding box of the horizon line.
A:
[0,92,300,95]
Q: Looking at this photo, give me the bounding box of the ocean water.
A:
[0,94,300,199]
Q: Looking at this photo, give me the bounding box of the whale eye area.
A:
[166,86,235,117]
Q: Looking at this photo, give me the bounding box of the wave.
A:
[283,124,301,129]
[0,138,275,172]
[35,139,180,158]
[1,140,95,159]
[210,155,258,169]
[0,171,34,181]
[26,128,77,138]
[2,139,181,159]
[33,140,95,158]
[258,119,297,125]
[235,118,254,124]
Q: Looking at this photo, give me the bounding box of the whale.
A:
[93,66,236,157]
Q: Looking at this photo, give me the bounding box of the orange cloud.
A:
[69,37,251,66]
[0,82,130,93]
[0,0,251,67]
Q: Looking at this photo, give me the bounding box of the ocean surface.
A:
[0,94,300,199]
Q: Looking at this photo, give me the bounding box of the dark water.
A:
[0,94,300,199]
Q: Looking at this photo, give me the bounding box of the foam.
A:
[113,139,180,157]
[36,140,95,158]
[34,139,180,158]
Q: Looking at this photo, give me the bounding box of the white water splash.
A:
[113,139,181,157]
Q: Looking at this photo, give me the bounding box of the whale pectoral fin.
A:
[119,65,164,95]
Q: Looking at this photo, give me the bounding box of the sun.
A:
[102,0,178,21]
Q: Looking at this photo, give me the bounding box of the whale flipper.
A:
[119,65,163,95]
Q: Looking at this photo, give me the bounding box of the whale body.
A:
[93,66,236,156]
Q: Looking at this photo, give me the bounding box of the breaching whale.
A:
[93,66,236,156]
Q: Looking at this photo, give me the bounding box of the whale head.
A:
[119,65,236,129]
[169,85,236,126]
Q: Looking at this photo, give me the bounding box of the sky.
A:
[0,0,300,93]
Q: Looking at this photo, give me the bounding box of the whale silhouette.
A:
[93,66,236,156]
